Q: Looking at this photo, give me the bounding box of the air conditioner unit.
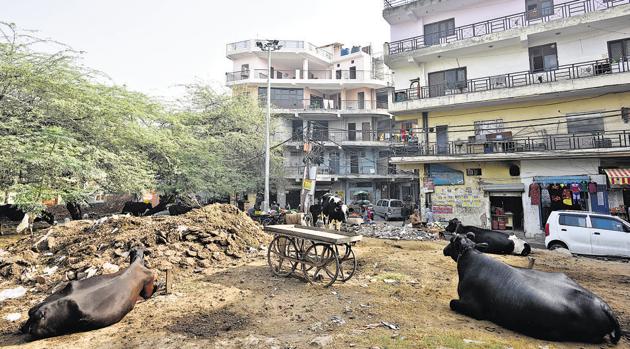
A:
[490,75,507,88]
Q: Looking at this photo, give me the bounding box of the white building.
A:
[382,0,630,237]
[225,39,418,208]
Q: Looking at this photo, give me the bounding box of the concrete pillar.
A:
[277,181,287,208]
[302,58,309,80]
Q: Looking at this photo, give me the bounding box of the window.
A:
[466,168,482,176]
[390,200,403,207]
[349,66,357,79]
[608,38,630,62]
[350,154,359,174]
[529,43,558,72]
[348,123,356,141]
[559,214,587,227]
[240,64,250,79]
[428,68,467,97]
[474,119,504,136]
[526,0,554,19]
[336,70,342,79]
[424,19,455,46]
[566,113,604,134]
[291,120,303,141]
[311,121,329,141]
[258,87,304,109]
[591,217,625,232]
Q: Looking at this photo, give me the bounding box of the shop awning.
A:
[482,184,525,192]
[604,169,630,185]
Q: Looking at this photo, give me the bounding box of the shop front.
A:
[603,168,630,222]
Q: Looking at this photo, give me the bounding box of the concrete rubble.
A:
[0,204,271,293]
[343,222,442,241]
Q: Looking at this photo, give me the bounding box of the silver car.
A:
[374,199,404,221]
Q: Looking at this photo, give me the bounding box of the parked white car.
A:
[374,199,404,221]
[545,210,630,257]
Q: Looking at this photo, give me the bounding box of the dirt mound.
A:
[0,204,270,291]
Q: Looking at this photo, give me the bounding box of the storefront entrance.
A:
[490,195,523,230]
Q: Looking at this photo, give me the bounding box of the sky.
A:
[2,0,390,98]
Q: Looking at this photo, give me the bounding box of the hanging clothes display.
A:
[570,183,582,204]
[528,182,541,205]
[549,184,563,210]
[588,181,598,193]
[561,185,572,206]
[541,187,551,207]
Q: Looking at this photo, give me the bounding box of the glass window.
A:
[559,214,587,227]
[390,200,403,207]
[474,119,504,136]
[608,38,630,62]
[591,217,625,232]
[424,19,455,46]
[258,87,304,109]
[428,68,467,97]
[526,0,554,19]
[529,43,558,72]
[566,113,604,134]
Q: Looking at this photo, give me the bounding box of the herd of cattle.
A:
[8,196,625,345]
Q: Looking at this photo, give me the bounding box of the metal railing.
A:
[226,69,382,83]
[394,58,630,102]
[390,129,630,157]
[226,39,332,60]
[383,0,415,8]
[387,0,630,55]
[288,128,414,143]
[259,99,389,111]
[284,164,391,176]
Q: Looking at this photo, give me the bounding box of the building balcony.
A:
[287,128,395,148]
[283,165,416,180]
[390,58,630,112]
[226,39,333,62]
[226,69,390,89]
[385,0,630,63]
[390,126,630,164]
[268,99,390,117]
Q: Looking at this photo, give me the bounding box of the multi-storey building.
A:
[225,39,418,209]
[383,0,630,237]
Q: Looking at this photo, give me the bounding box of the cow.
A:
[320,194,348,230]
[0,205,55,234]
[309,204,323,226]
[445,218,531,256]
[20,246,157,339]
[443,233,621,344]
[121,202,152,216]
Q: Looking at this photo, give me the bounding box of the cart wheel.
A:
[302,243,339,287]
[267,235,299,277]
[337,244,357,282]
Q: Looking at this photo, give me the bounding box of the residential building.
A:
[225,39,418,209]
[383,0,630,236]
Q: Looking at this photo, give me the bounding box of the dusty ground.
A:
[1,237,629,349]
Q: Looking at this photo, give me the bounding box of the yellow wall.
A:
[395,92,630,144]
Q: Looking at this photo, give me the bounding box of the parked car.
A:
[374,199,404,221]
[545,210,630,257]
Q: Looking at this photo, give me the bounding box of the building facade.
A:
[225,39,418,209]
[383,0,630,236]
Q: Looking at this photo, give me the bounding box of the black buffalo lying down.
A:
[21,247,157,339]
[443,233,621,344]
[445,218,531,256]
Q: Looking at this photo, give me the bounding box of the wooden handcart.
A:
[265,224,362,287]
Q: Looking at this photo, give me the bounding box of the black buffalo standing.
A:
[20,247,157,339]
[121,202,152,216]
[0,205,54,226]
[445,218,531,256]
[443,233,621,344]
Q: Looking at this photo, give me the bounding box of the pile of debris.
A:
[0,204,270,291]
[344,223,442,241]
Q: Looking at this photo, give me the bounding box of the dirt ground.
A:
[1,237,629,349]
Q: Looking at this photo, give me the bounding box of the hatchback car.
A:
[545,210,630,257]
[373,199,404,221]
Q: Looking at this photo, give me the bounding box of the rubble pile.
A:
[0,204,270,291]
[344,223,442,241]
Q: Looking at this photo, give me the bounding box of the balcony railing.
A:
[394,58,630,102]
[383,0,415,9]
[387,0,630,56]
[390,129,630,157]
[283,164,411,177]
[226,39,332,60]
[260,99,389,112]
[226,69,384,83]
